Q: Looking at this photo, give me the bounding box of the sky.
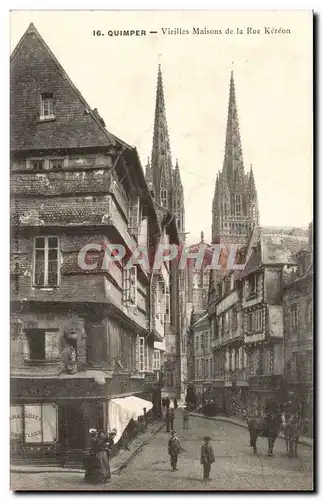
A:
[10,10,313,244]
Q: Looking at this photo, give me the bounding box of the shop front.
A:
[248,374,287,416]
[10,373,159,467]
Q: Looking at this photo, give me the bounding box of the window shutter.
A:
[45,331,60,360]
[22,333,30,361]
[135,335,140,371]
[130,266,137,304]
[164,293,170,323]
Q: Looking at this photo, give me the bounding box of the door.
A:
[64,402,86,450]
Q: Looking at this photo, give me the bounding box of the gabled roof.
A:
[242,226,309,277]
[10,23,127,152]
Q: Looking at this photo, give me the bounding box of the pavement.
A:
[188,412,313,447]
[10,418,165,475]
[10,409,313,491]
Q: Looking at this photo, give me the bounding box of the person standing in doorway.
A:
[167,431,181,471]
[200,436,215,481]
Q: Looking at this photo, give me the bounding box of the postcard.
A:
[10,10,313,491]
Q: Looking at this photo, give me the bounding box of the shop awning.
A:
[107,396,153,443]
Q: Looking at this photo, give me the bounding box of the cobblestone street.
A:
[11,413,313,491]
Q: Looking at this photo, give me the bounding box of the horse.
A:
[232,400,282,456]
[247,412,282,456]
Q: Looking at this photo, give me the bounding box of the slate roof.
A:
[242,226,309,277]
[10,23,127,152]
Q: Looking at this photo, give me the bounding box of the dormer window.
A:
[40,93,54,120]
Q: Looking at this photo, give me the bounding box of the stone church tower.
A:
[145,64,188,401]
[212,71,259,246]
[145,65,185,242]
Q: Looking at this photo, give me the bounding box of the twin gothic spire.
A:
[146,65,259,246]
[212,71,259,244]
[146,65,185,239]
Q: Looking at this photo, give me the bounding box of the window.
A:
[23,329,59,362]
[128,196,140,235]
[246,312,253,333]
[205,359,209,379]
[40,93,54,120]
[164,292,171,323]
[161,188,168,208]
[219,316,224,336]
[201,334,204,351]
[290,306,298,330]
[224,313,229,333]
[255,310,262,331]
[235,194,242,216]
[138,337,145,372]
[34,236,59,287]
[231,308,238,331]
[30,159,45,171]
[153,350,161,370]
[123,266,137,305]
[10,404,57,444]
[247,274,257,298]
[49,158,64,170]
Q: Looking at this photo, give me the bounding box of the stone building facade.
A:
[282,225,313,435]
[10,23,179,466]
[241,226,309,414]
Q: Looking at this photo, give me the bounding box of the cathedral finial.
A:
[201,231,204,243]
[175,158,179,169]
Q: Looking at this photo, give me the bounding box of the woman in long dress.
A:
[84,430,110,484]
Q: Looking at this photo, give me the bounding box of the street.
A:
[11,413,313,491]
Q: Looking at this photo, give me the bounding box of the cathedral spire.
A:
[150,64,173,206]
[248,164,256,193]
[223,71,244,184]
[211,71,259,246]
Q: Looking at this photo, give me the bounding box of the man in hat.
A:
[200,436,215,481]
[167,430,181,471]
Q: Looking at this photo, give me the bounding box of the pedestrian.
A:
[167,430,181,471]
[174,398,178,409]
[165,408,171,432]
[169,407,175,431]
[200,436,215,481]
[183,407,189,429]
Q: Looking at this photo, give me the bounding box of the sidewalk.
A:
[188,412,313,448]
[11,418,165,475]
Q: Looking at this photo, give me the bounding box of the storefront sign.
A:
[249,375,284,392]
[11,374,151,400]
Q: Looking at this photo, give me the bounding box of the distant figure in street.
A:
[173,398,178,409]
[167,431,181,471]
[166,408,175,432]
[183,407,189,429]
[165,397,170,410]
[200,436,215,481]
